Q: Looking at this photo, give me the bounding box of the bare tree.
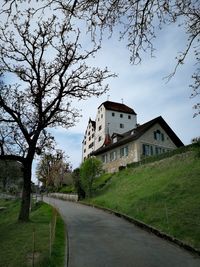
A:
[4,0,197,115]
[64,0,199,116]
[0,4,114,221]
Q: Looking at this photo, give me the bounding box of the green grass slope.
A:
[0,199,65,267]
[87,150,200,250]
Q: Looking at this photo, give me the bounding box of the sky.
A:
[0,2,199,181]
[43,21,199,176]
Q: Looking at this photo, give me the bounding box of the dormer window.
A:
[154,130,164,141]
[113,137,118,143]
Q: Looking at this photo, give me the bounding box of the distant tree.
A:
[36,150,71,191]
[0,160,23,193]
[0,2,114,221]
[80,157,103,198]
[72,168,85,200]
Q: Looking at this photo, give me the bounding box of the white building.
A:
[82,100,184,171]
[82,101,137,161]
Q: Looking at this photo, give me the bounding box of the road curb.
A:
[80,201,200,257]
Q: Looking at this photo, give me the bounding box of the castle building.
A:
[82,101,137,160]
[82,101,184,172]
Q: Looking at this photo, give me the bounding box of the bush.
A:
[80,157,103,198]
[127,144,195,169]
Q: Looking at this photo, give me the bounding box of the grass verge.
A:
[0,198,65,267]
[86,151,200,250]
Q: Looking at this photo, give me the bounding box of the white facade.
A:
[93,118,184,173]
[82,119,95,161]
[94,104,137,150]
[82,101,137,161]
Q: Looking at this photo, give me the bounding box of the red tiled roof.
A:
[99,101,137,115]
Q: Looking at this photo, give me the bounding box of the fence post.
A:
[49,222,52,257]
[32,227,35,267]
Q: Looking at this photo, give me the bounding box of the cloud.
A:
[27,17,200,180]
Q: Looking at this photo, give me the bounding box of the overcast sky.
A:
[3,5,198,181]
[36,20,199,177]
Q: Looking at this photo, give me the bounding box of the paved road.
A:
[44,197,200,267]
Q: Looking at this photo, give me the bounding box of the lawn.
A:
[86,151,200,250]
[0,198,65,267]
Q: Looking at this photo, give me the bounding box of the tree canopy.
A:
[36,150,71,190]
[80,157,103,198]
[3,0,196,114]
[0,0,114,221]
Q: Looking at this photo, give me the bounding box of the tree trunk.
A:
[18,159,32,222]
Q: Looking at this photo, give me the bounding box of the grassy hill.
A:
[86,147,200,250]
[0,199,65,267]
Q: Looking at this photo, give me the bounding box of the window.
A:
[98,136,102,142]
[128,115,131,119]
[120,123,124,128]
[89,136,91,141]
[112,112,115,117]
[99,125,102,131]
[113,137,118,143]
[88,131,90,136]
[102,154,108,163]
[88,142,94,149]
[155,146,162,155]
[120,114,123,118]
[120,146,128,157]
[110,151,117,161]
[124,146,128,156]
[120,148,124,157]
[84,149,86,153]
[92,133,94,138]
[101,114,103,118]
[142,144,153,156]
[154,130,165,141]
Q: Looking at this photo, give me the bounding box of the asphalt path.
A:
[44,197,200,267]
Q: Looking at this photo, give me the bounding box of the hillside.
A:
[86,149,200,250]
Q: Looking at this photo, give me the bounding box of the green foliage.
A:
[127,143,195,168]
[86,151,200,249]
[0,160,23,193]
[0,199,65,267]
[72,168,86,200]
[36,151,71,191]
[80,157,103,197]
[59,185,75,194]
[191,137,200,158]
[92,173,113,192]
